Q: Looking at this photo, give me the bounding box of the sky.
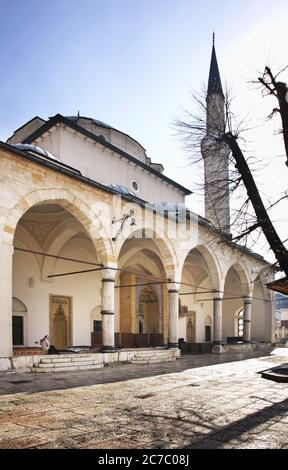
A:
[0,0,287,264]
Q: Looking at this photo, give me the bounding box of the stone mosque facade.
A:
[0,41,275,371]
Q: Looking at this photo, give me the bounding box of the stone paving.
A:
[0,349,287,449]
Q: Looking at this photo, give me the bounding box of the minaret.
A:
[201,34,230,234]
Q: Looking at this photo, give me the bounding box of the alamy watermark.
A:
[87,195,199,252]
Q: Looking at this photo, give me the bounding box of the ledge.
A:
[261,365,288,382]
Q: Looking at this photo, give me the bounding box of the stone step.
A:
[131,353,176,360]
[133,353,175,359]
[41,356,102,364]
[37,360,103,369]
[131,357,176,364]
[130,350,174,356]
[133,351,175,356]
[30,363,104,373]
[132,357,175,362]
[41,353,99,360]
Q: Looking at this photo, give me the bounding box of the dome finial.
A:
[212,31,215,46]
[77,110,80,117]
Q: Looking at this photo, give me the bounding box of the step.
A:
[37,360,103,369]
[31,363,104,373]
[41,356,102,364]
[149,358,176,363]
[133,350,175,355]
[131,357,176,364]
[41,353,100,360]
[133,353,175,359]
[130,350,173,356]
[132,357,175,362]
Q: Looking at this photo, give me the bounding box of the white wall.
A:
[35,126,185,204]
[178,277,213,342]
[251,281,270,342]
[13,246,103,347]
[222,269,243,341]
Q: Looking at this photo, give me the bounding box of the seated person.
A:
[39,335,59,355]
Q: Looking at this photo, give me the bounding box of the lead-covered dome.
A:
[11,143,62,162]
[65,115,148,163]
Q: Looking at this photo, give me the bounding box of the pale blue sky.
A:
[1,0,287,259]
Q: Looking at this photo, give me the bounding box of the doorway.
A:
[49,295,72,349]
[186,313,196,342]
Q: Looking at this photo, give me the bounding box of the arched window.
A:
[238,309,244,337]
[12,297,28,346]
[91,306,102,332]
[204,315,212,342]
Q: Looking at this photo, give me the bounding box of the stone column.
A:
[101,269,116,351]
[0,243,13,360]
[243,297,252,343]
[212,293,224,353]
[168,285,179,348]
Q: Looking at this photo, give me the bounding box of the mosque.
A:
[0,40,275,371]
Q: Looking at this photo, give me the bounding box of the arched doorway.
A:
[222,264,250,342]
[204,315,212,342]
[186,315,195,343]
[138,285,160,334]
[90,305,102,348]
[12,297,28,346]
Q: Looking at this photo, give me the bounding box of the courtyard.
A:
[0,350,287,449]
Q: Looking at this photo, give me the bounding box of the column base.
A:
[168,343,178,349]
[0,357,13,371]
[102,346,117,353]
[212,344,225,354]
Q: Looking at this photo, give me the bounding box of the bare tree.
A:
[257,66,288,167]
[175,69,288,277]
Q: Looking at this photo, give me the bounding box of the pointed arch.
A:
[3,188,113,265]
[224,262,251,297]
[181,244,221,292]
[204,315,212,326]
[115,227,178,281]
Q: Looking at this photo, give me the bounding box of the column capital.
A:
[213,291,223,300]
[167,282,179,292]
[168,288,179,294]
[243,296,252,304]
[101,277,115,283]
[101,266,117,281]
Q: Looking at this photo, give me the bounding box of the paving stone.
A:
[0,350,287,449]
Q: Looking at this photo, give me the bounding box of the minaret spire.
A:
[207,33,223,97]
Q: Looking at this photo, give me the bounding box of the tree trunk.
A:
[274,80,288,167]
[222,132,288,276]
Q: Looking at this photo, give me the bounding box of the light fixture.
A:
[112,209,136,242]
